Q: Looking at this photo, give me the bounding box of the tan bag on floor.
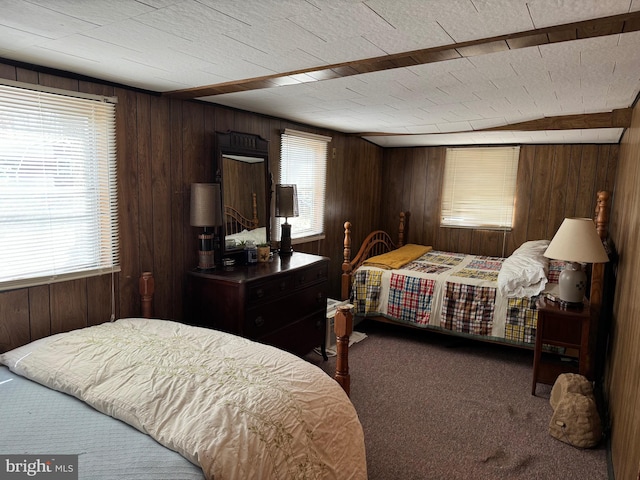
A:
[548,373,602,448]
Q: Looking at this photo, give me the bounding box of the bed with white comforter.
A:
[0,318,367,480]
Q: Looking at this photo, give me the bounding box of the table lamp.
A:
[543,217,609,306]
[275,184,298,257]
[190,183,222,270]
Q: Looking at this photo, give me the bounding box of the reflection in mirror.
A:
[222,154,267,250]
[215,131,271,259]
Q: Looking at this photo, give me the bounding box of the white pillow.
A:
[498,240,550,297]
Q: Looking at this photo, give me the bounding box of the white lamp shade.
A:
[190,183,222,227]
[544,217,609,264]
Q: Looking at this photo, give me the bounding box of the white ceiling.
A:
[1,0,639,147]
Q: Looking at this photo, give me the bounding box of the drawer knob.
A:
[256,288,264,298]
[279,281,286,290]
[316,292,324,303]
[254,316,265,327]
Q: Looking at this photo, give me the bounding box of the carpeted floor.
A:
[306,320,608,480]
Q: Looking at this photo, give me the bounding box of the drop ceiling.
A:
[1,0,639,147]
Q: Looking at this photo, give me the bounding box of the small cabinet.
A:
[186,252,329,358]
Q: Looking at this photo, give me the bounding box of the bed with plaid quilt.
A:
[352,250,563,348]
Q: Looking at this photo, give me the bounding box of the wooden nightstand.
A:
[531,296,591,395]
[185,252,329,359]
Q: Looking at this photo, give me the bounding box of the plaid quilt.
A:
[505,297,538,344]
[441,282,495,335]
[351,250,546,348]
[387,273,435,325]
[353,269,383,314]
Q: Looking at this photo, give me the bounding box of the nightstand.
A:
[531,296,591,395]
[185,252,329,359]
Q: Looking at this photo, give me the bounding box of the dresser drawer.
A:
[247,274,295,305]
[244,284,327,338]
[257,310,326,357]
[294,262,328,288]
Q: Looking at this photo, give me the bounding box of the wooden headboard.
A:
[341,212,407,300]
[225,192,259,235]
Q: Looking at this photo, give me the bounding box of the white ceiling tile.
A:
[0,24,49,51]
[527,0,636,29]
[363,23,452,55]
[299,36,387,64]
[435,0,534,43]
[288,2,394,43]
[199,0,318,25]
[132,2,245,40]
[27,0,155,25]
[0,1,97,39]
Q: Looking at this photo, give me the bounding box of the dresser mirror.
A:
[215,131,271,257]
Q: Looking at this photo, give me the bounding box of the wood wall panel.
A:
[0,290,29,352]
[383,144,618,258]
[28,285,51,341]
[607,103,640,480]
[50,279,87,334]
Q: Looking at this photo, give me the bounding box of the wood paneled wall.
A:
[0,62,383,352]
[607,103,640,480]
[381,144,618,257]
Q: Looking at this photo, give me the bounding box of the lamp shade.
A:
[544,218,609,264]
[190,183,222,227]
[275,184,299,218]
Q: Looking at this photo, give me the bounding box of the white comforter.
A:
[0,318,367,480]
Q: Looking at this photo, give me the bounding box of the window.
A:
[278,129,331,242]
[441,146,519,229]
[0,80,119,291]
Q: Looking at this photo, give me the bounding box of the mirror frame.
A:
[214,131,272,257]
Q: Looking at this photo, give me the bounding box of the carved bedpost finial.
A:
[334,305,353,396]
[595,191,610,241]
[139,272,155,319]
[342,221,352,271]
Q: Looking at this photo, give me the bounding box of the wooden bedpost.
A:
[334,305,353,396]
[251,192,259,229]
[398,212,406,247]
[139,272,155,319]
[590,191,610,315]
[341,221,352,300]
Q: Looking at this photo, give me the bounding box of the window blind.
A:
[441,146,519,229]
[278,129,331,241]
[0,81,119,291]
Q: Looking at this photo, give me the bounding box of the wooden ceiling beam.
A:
[481,108,633,131]
[164,11,640,100]
[353,108,632,137]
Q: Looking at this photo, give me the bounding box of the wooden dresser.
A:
[185,252,329,358]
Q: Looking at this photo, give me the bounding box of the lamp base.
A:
[197,249,216,270]
[197,231,216,270]
[279,222,293,257]
[557,262,586,305]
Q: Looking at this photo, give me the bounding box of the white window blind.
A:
[278,129,330,242]
[441,146,519,229]
[0,81,119,291]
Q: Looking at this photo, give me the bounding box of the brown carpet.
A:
[306,320,608,480]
